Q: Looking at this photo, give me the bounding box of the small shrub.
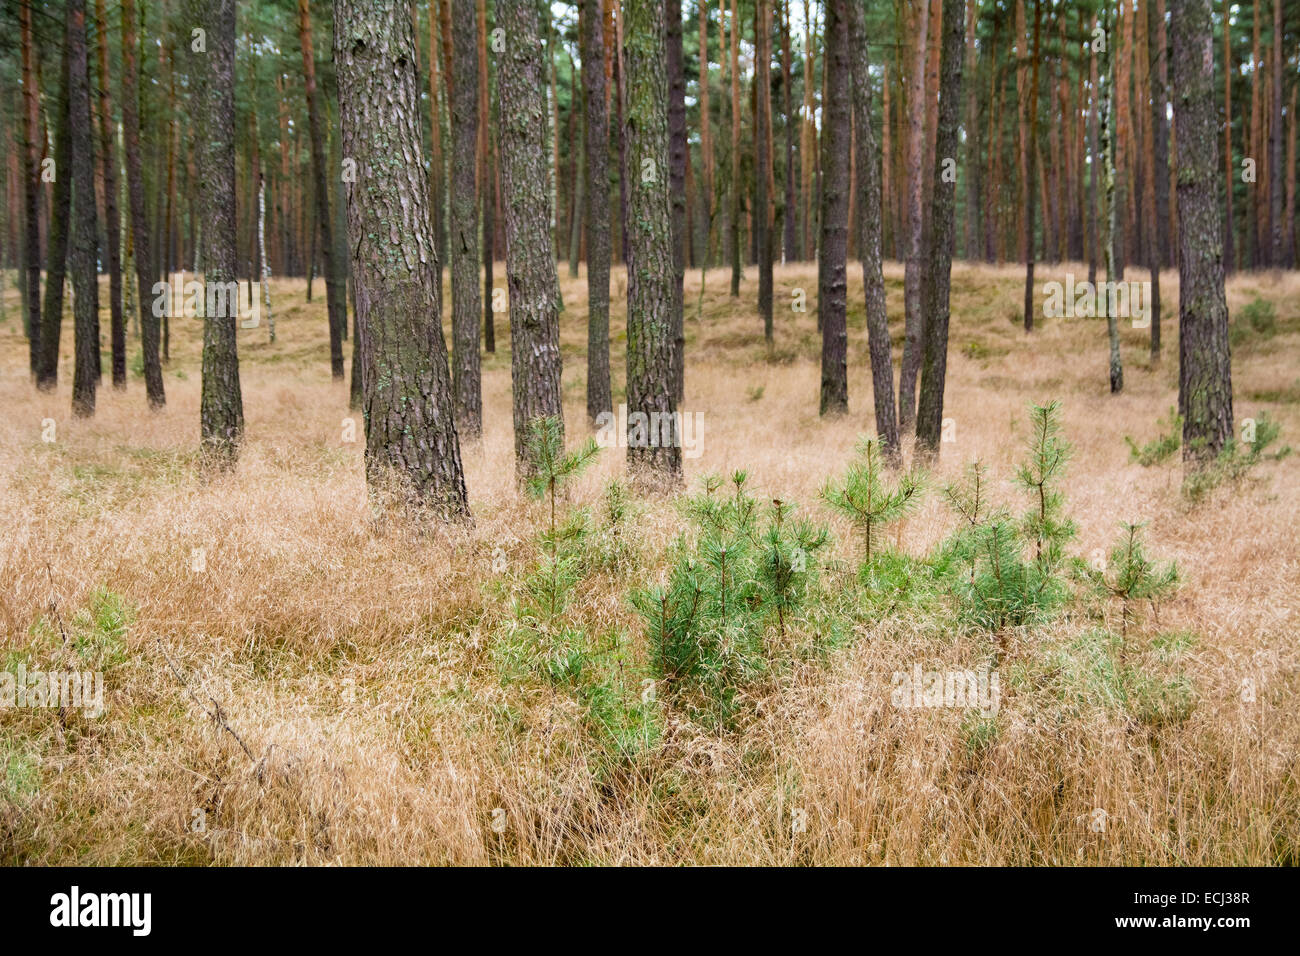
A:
[1125,407,1182,466]
[821,437,924,564]
[1086,522,1179,640]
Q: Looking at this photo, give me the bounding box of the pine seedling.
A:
[1016,401,1077,577]
[523,415,600,542]
[757,499,829,639]
[822,437,925,563]
[1125,407,1182,466]
[1089,521,1179,640]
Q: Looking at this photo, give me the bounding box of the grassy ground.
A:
[1,259,1297,864]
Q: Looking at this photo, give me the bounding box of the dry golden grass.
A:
[0,259,1297,864]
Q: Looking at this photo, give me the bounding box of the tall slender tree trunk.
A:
[335,0,470,521]
[478,0,496,354]
[899,0,930,427]
[1102,3,1124,394]
[583,0,613,423]
[1022,0,1040,333]
[1221,0,1236,273]
[917,0,965,454]
[728,0,742,296]
[1268,0,1283,266]
[298,0,347,380]
[92,0,126,388]
[37,33,71,390]
[1172,0,1233,462]
[667,0,687,398]
[754,0,773,343]
[1144,0,1164,362]
[624,0,683,487]
[1088,13,1101,286]
[69,0,98,417]
[429,0,446,313]
[20,0,42,378]
[498,0,566,481]
[781,0,795,263]
[846,0,898,461]
[699,0,715,266]
[450,0,483,436]
[818,0,849,417]
[195,0,243,459]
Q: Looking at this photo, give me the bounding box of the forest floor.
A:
[1,260,1298,864]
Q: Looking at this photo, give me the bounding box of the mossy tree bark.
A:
[917,0,966,456]
[335,0,470,522]
[818,0,849,417]
[449,0,482,437]
[195,0,243,459]
[497,0,565,482]
[1171,0,1233,462]
[582,0,612,423]
[624,0,683,488]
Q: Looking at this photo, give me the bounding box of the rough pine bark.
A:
[1222,0,1235,273]
[1088,13,1101,287]
[37,34,71,391]
[335,0,470,521]
[69,0,98,417]
[297,0,347,380]
[583,0,612,423]
[1152,0,1171,268]
[818,0,849,417]
[781,0,796,262]
[1171,0,1233,462]
[122,0,165,407]
[846,0,899,461]
[1145,0,1164,361]
[728,0,742,295]
[1268,0,1283,265]
[497,0,565,481]
[449,0,482,436]
[916,0,965,455]
[196,0,243,459]
[94,0,125,388]
[899,0,929,427]
[478,0,496,354]
[624,0,683,487]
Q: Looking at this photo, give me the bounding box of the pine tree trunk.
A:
[1268,0,1283,265]
[846,0,899,461]
[497,0,565,481]
[429,0,446,314]
[335,0,470,521]
[818,0,849,417]
[298,0,347,380]
[69,0,98,417]
[1144,0,1164,362]
[781,0,795,262]
[20,0,42,378]
[194,0,243,459]
[667,0,688,396]
[1152,0,1171,268]
[728,0,742,296]
[123,0,163,406]
[1172,0,1233,463]
[37,33,71,391]
[899,0,929,427]
[754,0,773,343]
[624,0,683,488]
[1022,0,1040,333]
[93,0,125,389]
[917,0,965,455]
[1088,13,1100,287]
[449,0,483,436]
[1102,3,1124,394]
[1222,0,1235,273]
[478,0,496,354]
[583,0,613,423]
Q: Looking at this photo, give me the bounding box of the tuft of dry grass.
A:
[0,262,1296,864]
